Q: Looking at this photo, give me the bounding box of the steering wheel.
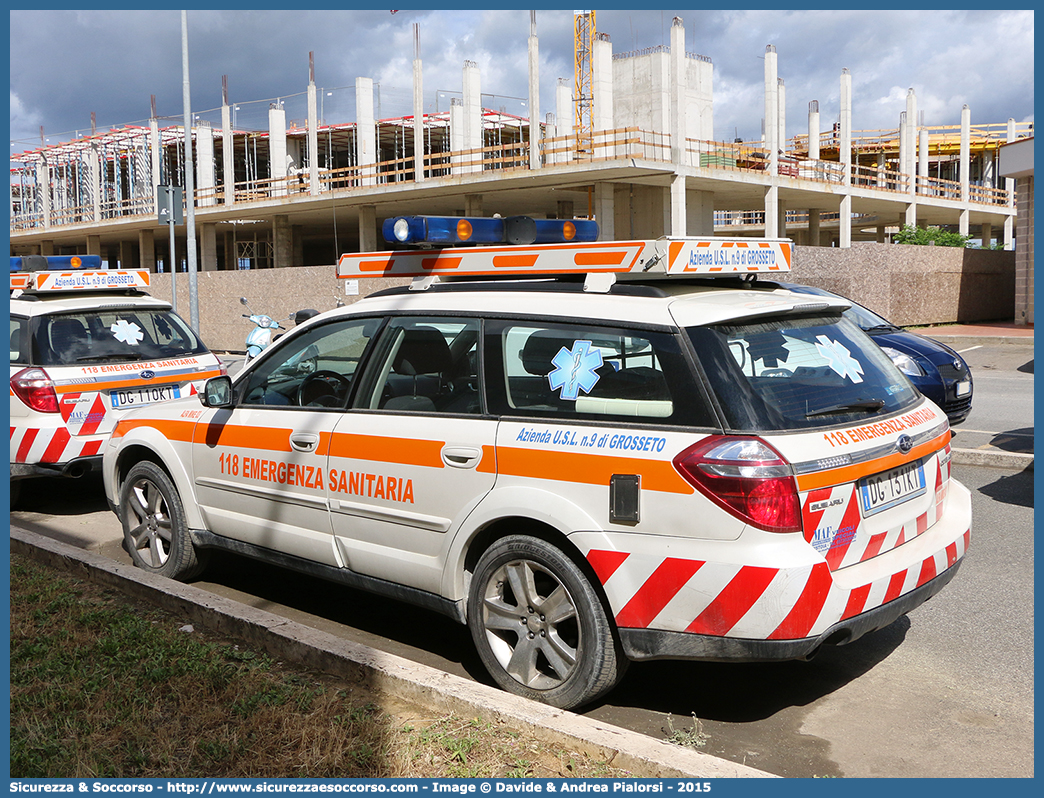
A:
[297,370,352,407]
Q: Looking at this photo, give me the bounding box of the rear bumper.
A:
[620,560,962,662]
[10,455,103,480]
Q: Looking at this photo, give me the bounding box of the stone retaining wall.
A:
[146,243,1016,352]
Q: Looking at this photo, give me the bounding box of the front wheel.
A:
[119,461,207,581]
[467,535,626,710]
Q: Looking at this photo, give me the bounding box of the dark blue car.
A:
[767,282,973,425]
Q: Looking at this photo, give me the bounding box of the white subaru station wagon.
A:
[102,219,970,710]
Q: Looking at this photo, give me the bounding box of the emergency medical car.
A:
[10,261,224,505]
[102,218,971,710]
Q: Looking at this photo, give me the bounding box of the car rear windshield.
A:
[687,313,920,432]
[32,308,209,366]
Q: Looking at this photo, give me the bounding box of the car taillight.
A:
[673,435,801,533]
[11,367,60,413]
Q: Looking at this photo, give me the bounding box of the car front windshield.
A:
[34,309,208,366]
[687,313,920,432]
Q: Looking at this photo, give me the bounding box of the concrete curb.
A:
[10,526,775,780]
[923,335,1034,348]
[951,448,1033,470]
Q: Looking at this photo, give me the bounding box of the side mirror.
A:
[200,375,234,408]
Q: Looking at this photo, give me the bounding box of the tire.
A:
[119,461,207,581]
[467,534,626,710]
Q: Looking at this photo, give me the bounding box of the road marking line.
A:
[955,428,1034,438]
[956,344,983,353]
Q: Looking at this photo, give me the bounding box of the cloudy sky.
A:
[9,7,1035,154]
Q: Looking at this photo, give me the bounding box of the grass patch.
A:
[10,555,629,779]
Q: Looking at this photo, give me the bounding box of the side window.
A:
[240,317,381,408]
[363,317,482,415]
[485,320,714,425]
[10,317,28,365]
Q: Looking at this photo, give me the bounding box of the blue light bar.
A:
[382,215,599,246]
[10,255,103,272]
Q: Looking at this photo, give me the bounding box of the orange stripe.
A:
[421,255,462,271]
[667,241,685,268]
[112,418,196,441]
[358,258,396,272]
[496,447,693,494]
[192,423,296,452]
[55,369,224,394]
[574,251,627,266]
[795,432,950,491]
[492,254,539,269]
[328,432,445,468]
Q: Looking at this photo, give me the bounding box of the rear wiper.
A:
[863,324,898,333]
[806,399,885,418]
[75,353,146,363]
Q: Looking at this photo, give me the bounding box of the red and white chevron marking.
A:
[10,425,104,465]
[587,528,969,641]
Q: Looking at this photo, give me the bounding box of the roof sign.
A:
[338,237,792,285]
[22,270,152,292]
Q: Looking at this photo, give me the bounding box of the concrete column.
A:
[87,235,101,257]
[905,203,917,228]
[196,123,215,206]
[898,113,908,183]
[358,205,378,252]
[764,46,778,175]
[686,190,715,236]
[356,78,377,187]
[670,18,686,165]
[273,214,292,268]
[808,209,820,246]
[808,103,820,160]
[959,208,970,237]
[464,194,483,217]
[199,223,218,271]
[555,80,573,165]
[592,34,614,134]
[222,101,235,205]
[876,225,886,243]
[594,182,615,240]
[150,118,162,211]
[1005,118,1017,220]
[449,99,464,175]
[36,161,51,230]
[840,69,852,185]
[138,229,156,271]
[918,128,929,189]
[960,104,971,201]
[528,12,541,170]
[764,185,779,238]
[292,225,304,267]
[981,222,993,248]
[777,200,787,241]
[778,79,786,158]
[413,24,425,182]
[670,174,686,236]
[307,81,319,196]
[462,61,482,173]
[224,231,236,270]
[557,200,574,219]
[269,103,288,196]
[839,195,852,248]
[1004,215,1014,251]
[40,241,55,256]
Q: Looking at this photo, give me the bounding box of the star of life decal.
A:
[110,319,144,346]
[815,335,864,383]
[548,340,603,401]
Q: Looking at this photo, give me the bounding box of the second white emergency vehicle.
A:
[101,219,971,710]
[10,262,224,504]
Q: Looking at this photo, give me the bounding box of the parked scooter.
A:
[240,297,291,360]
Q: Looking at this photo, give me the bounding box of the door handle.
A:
[289,432,319,452]
[442,445,482,469]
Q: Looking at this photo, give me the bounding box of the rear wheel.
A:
[119,461,207,580]
[467,534,626,710]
